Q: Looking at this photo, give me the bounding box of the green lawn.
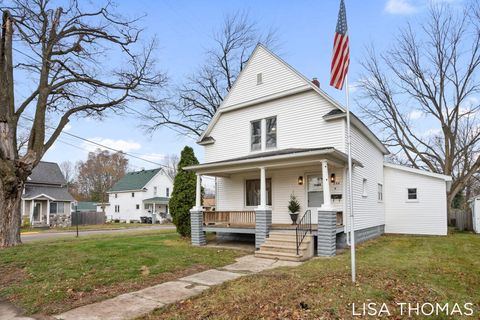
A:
[0,230,242,315]
[20,222,168,233]
[144,233,480,319]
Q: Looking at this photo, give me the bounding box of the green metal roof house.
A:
[105,168,173,222]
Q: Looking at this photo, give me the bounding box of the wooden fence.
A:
[449,209,473,231]
[72,211,106,225]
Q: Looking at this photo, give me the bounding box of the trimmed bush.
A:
[169,146,200,237]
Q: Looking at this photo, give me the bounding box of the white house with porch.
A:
[185,44,451,261]
[105,168,173,223]
[21,161,74,227]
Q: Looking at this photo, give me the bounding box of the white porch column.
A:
[30,200,35,226]
[259,167,267,209]
[46,200,50,226]
[194,173,202,210]
[321,160,332,210]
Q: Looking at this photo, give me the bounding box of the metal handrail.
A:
[295,209,312,255]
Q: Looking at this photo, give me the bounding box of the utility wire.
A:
[20,115,168,168]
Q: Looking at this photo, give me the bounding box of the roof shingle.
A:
[109,169,162,192]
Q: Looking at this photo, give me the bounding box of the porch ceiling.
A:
[185,147,362,176]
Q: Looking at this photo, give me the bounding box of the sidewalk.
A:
[54,255,301,320]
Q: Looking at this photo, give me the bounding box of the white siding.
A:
[105,170,173,222]
[205,91,343,163]
[216,165,345,224]
[221,45,306,109]
[384,166,448,235]
[348,126,385,231]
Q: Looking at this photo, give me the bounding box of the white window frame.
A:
[153,186,157,196]
[131,192,135,198]
[166,187,170,197]
[250,116,277,152]
[362,178,368,197]
[406,187,418,202]
[136,204,140,210]
[244,178,272,207]
[377,183,383,202]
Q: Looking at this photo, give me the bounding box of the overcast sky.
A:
[39,0,465,171]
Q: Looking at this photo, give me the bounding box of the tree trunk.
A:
[0,174,23,247]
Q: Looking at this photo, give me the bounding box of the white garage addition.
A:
[384,163,451,236]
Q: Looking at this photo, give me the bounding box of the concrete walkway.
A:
[54,255,301,320]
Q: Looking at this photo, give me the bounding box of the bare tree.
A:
[59,160,74,183]
[0,0,166,247]
[162,153,179,180]
[144,12,277,137]
[358,2,480,211]
[75,149,128,202]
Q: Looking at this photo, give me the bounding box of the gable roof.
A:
[23,185,74,201]
[109,168,162,192]
[28,161,67,185]
[197,43,387,154]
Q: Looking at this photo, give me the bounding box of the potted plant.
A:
[288,193,301,225]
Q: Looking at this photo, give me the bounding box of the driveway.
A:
[21,225,176,243]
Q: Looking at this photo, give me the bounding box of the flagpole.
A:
[345,74,356,283]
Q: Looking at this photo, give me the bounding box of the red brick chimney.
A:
[312,78,320,88]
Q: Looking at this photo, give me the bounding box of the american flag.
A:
[330,0,350,90]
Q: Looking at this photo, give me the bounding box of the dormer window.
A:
[256,73,263,85]
[251,116,277,152]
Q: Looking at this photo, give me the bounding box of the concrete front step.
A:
[255,232,315,261]
[255,250,304,262]
[261,240,310,253]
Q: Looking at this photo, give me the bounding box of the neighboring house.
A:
[185,44,451,260]
[468,197,480,234]
[21,161,74,227]
[105,168,173,222]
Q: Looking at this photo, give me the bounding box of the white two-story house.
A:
[106,168,173,223]
[186,44,451,261]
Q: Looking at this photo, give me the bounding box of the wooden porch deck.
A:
[203,211,344,234]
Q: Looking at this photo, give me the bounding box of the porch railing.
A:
[295,209,312,255]
[203,211,256,226]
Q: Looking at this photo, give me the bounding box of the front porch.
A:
[186,147,362,258]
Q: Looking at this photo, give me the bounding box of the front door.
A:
[307,174,324,209]
[33,202,42,222]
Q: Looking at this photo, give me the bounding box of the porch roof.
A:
[185,147,362,175]
[143,197,169,205]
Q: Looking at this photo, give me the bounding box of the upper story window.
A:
[166,187,170,197]
[131,192,135,198]
[114,194,118,198]
[251,120,262,151]
[251,116,277,152]
[153,186,157,196]
[362,178,368,197]
[266,117,277,148]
